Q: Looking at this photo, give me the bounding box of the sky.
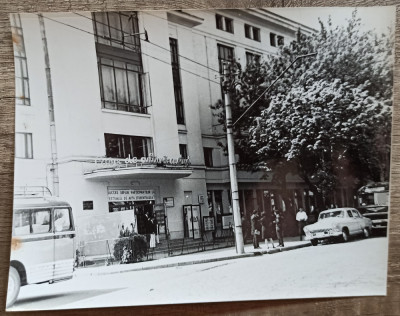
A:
[268,6,396,35]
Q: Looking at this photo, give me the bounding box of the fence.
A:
[76,232,235,268]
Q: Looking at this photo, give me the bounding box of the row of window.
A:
[12,12,269,125]
[216,13,284,46]
[16,131,220,168]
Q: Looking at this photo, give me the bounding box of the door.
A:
[183,205,201,239]
[53,208,75,280]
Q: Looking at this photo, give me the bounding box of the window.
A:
[93,12,147,114]
[54,208,72,232]
[246,52,261,65]
[179,144,188,159]
[15,132,33,159]
[203,147,213,167]
[13,209,51,235]
[215,14,233,33]
[104,133,152,158]
[244,24,260,41]
[10,14,30,106]
[169,38,185,124]
[347,210,354,218]
[270,33,276,47]
[270,33,284,47]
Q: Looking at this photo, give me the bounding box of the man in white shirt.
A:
[296,207,308,241]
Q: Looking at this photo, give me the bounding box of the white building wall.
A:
[13,10,314,247]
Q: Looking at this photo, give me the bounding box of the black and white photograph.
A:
[6,6,395,311]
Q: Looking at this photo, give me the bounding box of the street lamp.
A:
[223,53,317,254]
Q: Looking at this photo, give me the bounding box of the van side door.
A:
[53,208,75,280]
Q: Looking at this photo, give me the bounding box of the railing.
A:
[14,186,52,198]
[76,233,235,268]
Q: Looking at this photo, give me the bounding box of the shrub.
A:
[113,227,147,264]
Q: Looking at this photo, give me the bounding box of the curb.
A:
[75,241,311,277]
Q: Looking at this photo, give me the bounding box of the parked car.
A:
[303,208,372,246]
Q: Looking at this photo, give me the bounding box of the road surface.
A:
[9,237,388,311]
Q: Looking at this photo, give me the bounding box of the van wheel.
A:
[6,267,21,308]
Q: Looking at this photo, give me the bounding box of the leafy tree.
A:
[215,10,393,207]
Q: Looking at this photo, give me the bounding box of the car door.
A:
[351,209,365,232]
[345,209,360,235]
[53,207,75,280]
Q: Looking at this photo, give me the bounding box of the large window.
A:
[105,133,152,158]
[246,52,261,66]
[217,44,235,74]
[93,12,147,114]
[10,14,30,106]
[203,147,213,167]
[179,144,188,159]
[169,38,185,124]
[244,24,260,42]
[216,14,233,33]
[15,132,33,159]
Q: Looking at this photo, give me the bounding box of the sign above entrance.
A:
[108,189,155,202]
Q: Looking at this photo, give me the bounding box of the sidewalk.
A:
[74,237,311,278]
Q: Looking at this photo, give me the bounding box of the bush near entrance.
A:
[114,228,148,264]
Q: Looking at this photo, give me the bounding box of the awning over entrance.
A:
[84,167,192,180]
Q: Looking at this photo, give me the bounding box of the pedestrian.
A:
[149,215,157,248]
[296,207,308,241]
[273,208,285,247]
[260,211,275,249]
[250,210,261,249]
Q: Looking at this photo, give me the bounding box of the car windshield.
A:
[319,210,344,220]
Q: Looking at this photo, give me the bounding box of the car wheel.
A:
[363,228,370,238]
[342,228,350,242]
[6,266,20,308]
[311,239,318,246]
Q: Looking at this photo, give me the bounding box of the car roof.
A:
[13,197,71,210]
[320,208,356,214]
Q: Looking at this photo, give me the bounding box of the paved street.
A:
[9,237,388,311]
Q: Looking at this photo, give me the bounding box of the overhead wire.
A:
[34,13,222,86]
[72,12,222,75]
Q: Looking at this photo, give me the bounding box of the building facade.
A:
[12,9,356,251]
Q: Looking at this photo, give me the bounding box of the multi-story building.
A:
[13,9,353,252]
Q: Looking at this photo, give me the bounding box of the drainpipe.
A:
[38,14,59,197]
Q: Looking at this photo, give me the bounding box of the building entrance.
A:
[134,201,154,235]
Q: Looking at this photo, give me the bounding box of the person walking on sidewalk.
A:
[273,208,285,247]
[296,207,308,241]
[260,211,275,249]
[250,210,261,249]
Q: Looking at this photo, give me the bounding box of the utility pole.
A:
[223,62,244,254]
[221,53,317,254]
[39,14,59,197]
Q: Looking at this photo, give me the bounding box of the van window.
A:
[13,210,31,235]
[14,209,51,235]
[32,209,51,233]
[54,208,72,232]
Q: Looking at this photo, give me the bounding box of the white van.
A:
[7,197,76,307]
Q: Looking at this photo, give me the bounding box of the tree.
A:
[215,10,394,207]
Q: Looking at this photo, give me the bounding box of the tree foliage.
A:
[215,11,394,204]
